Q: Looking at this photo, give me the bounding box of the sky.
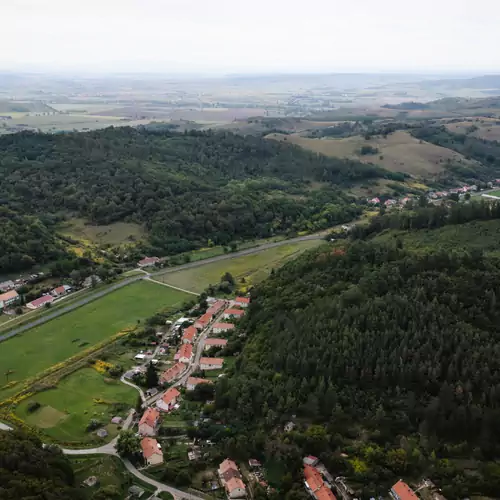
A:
[3,0,500,74]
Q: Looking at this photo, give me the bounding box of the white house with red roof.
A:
[141,437,163,466]
[159,362,186,384]
[138,256,160,268]
[138,407,161,436]
[175,343,193,363]
[212,322,235,334]
[26,295,54,310]
[186,377,213,391]
[233,296,250,308]
[204,338,228,351]
[51,285,72,297]
[157,387,181,412]
[222,308,245,320]
[182,325,197,344]
[200,357,224,370]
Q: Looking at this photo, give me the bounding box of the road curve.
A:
[0,233,322,343]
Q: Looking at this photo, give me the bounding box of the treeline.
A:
[352,199,500,240]
[215,236,500,497]
[0,430,83,499]
[0,128,391,272]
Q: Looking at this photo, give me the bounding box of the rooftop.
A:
[391,480,418,500]
[141,437,162,458]
[139,407,160,428]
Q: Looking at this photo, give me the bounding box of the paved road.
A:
[121,376,147,403]
[0,233,321,344]
[122,459,204,500]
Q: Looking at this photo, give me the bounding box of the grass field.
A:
[445,118,500,142]
[156,240,324,293]
[17,369,136,443]
[374,219,500,257]
[59,218,145,245]
[483,190,500,198]
[266,130,476,177]
[0,281,189,398]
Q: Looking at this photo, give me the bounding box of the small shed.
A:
[96,428,108,438]
[111,416,122,425]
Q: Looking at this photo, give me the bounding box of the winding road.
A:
[0,234,322,343]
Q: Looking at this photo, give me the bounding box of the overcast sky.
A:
[3,0,500,74]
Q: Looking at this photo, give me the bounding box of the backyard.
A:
[16,368,137,444]
[0,281,190,399]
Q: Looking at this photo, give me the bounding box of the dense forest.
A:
[0,127,393,273]
[215,212,500,498]
[0,430,83,499]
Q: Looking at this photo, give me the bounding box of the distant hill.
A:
[422,74,500,90]
[0,100,56,113]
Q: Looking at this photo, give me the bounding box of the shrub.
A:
[27,401,41,413]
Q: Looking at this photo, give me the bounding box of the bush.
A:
[86,419,101,432]
[27,401,41,413]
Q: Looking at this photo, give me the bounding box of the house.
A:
[0,280,14,292]
[159,362,186,384]
[212,322,235,334]
[218,459,240,483]
[0,290,20,309]
[157,387,180,412]
[51,285,72,297]
[204,338,228,350]
[206,299,226,316]
[304,465,336,500]
[390,480,418,500]
[368,197,380,204]
[234,296,250,308]
[303,455,319,466]
[285,421,295,432]
[138,407,161,436]
[186,377,213,391]
[96,428,108,438]
[384,199,397,207]
[182,325,197,344]
[141,437,163,466]
[222,309,244,320]
[26,295,54,310]
[175,343,193,363]
[225,477,246,499]
[111,416,123,425]
[195,312,213,330]
[138,256,160,268]
[200,357,224,370]
[248,459,261,468]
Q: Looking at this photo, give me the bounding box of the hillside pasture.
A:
[445,118,500,142]
[0,281,189,399]
[59,218,146,245]
[266,130,476,177]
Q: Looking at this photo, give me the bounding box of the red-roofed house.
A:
[204,338,228,351]
[222,309,244,320]
[182,325,197,344]
[225,477,246,498]
[195,312,213,330]
[206,299,226,316]
[51,285,72,297]
[316,486,336,500]
[26,295,54,310]
[304,465,337,500]
[141,437,163,465]
[234,296,250,308]
[212,322,235,334]
[390,480,418,500]
[200,357,224,370]
[186,377,213,391]
[138,407,161,436]
[157,387,181,412]
[175,343,193,363]
[138,256,160,268]
[0,290,20,309]
[159,362,186,384]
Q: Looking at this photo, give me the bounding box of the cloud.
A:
[2,0,500,73]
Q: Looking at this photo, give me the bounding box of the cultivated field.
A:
[17,368,136,444]
[0,281,189,397]
[156,239,324,293]
[266,130,476,177]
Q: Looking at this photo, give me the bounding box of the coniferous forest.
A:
[215,207,500,498]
